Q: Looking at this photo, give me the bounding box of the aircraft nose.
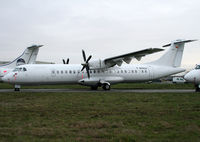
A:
[2,75,9,82]
[2,73,12,83]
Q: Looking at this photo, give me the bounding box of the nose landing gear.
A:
[14,84,21,92]
[195,84,200,92]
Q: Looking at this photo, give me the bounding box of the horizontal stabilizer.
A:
[163,39,197,47]
[27,45,43,49]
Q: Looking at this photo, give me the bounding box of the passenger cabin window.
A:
[195,65,200,70]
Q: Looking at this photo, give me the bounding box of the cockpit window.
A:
[23,67,27,71]
[195,65,200,70]
[13,67,27,72]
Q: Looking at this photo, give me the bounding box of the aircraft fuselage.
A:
[3,64,185,86]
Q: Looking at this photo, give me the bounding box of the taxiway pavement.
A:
[0,89,195,93]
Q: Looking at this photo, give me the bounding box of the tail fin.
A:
[149,39,197,67]
[0,45,43,68]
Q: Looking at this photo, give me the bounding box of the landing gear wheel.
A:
[91,86,98,90]
[195,85,200,92]
[14,84,21,92]
[102,83,111,91]
[14,88,20,91]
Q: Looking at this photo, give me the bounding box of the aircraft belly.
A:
[79,76,124,86]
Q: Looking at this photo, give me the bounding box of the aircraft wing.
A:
[104,48,164,67]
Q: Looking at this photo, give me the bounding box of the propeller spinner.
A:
[81,50,92,78]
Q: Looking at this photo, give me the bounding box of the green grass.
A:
[0,92,200,142]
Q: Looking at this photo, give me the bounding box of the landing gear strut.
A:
[14,84,21,92]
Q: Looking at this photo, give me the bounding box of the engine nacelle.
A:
[88,59,114,69]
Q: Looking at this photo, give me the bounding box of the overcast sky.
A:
[0,0,199,66]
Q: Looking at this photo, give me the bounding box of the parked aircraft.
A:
[2,39,196,91]
[184,64,200,92]
[0,45,43,82]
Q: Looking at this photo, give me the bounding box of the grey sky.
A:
[0,0,199,66]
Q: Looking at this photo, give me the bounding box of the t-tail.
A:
[0,45,43,68]
[148,39,197,67]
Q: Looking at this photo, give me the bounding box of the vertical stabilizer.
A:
[149,39,196,67]
[0,45,43,68]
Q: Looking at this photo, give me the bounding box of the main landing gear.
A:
[102,83,111,91]
[90,82,111,91]
[14,84,21,92]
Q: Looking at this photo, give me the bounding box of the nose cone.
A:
[2,73,12,83]
[2,75,9,83]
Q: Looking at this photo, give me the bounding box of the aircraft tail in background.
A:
[0,45,43,68]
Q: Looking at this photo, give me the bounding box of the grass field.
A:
[0,90,200,141]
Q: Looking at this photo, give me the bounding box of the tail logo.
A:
[16,58,26,66]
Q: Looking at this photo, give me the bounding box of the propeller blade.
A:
[86,66,90,78]
[81,66,86,71]
[81,50,91,78]
[86,55,92,63]
[82,50,86,62]
[66,58,69,64]
[62,59,65,64]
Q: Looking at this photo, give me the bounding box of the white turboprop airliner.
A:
[184,64,200,92]
[0,45,43,82]
[2,39,196,91]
